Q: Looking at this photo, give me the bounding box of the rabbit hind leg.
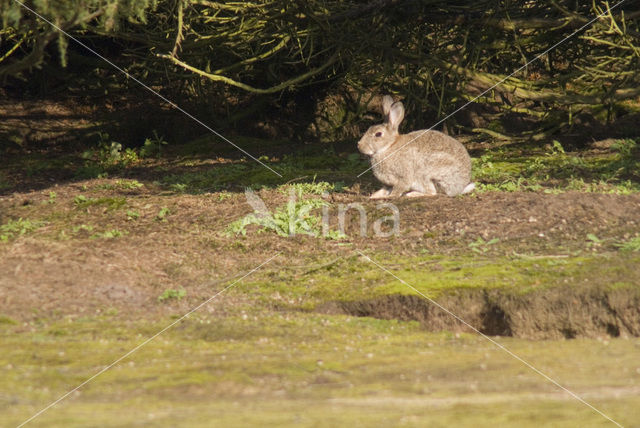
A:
[404,181,436,197]
[414,180,437,196]
[389,182,412,197]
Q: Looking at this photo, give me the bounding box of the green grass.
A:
[279,180,346,196]
[473,138,640,193]
[0,218,45,242]
[94,179,144,191]
[2,135,640,427]
[615,235,640,252]
[237,252,640,305]
[74,195,127,211]
[468,237,500,254]
[158,288,187,302]
[155,207,171,221]
[1,314,638,427]
[161,151,367,194]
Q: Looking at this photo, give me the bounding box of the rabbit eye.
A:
[375,131,383,137]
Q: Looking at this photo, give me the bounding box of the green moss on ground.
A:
[2,314,638,427]
[239,253,640,305]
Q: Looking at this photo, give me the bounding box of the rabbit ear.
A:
[388,101,405,131]
[382,95,394,116]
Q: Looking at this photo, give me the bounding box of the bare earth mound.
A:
[1,184,639,340]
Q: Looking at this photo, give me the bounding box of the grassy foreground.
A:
[2,137,640,427]
[2,313,639,427]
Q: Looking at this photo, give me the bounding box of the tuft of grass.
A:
[169,183,188,193]
[158,288,186,302]
[156,207,171,221]
[140,131,168,159]
[74,195,127,211]
[126,210,140,221]
[615,236,640,252]
[0,218,45,242]
[217,191,234,201]
[468,237,499,254]
[586,233,604,251]
[279,179,345,196]
[95,180,144,191]
[72,224,94,234]
[473,139,640,194]
[76,133,143,178]
[47,192,57,204]
[477,179,542,193]
[83,133,139,168]
[0,315,18,325]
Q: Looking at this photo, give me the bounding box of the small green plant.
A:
[468,237,499,254]
[550,140,565,155]
[228,198,328,238]
[72,224,94,234]
[169,183,188,193]
[611,138,637,157]
[324,229,348,240]
[78,132,139,178]
[0,218,45,242]
[156,207,171,221]
[74,195,88,205]
[119,179,143,189]
[607,138,639,179]
[140,131,168,159]
[47,192,57,204]
[615,236,640,252]
[586,233,603,250]
[126,210,140,220]
[158,288,186,302]
[217,191,233,201]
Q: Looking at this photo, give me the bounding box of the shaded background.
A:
[1,0,639,153]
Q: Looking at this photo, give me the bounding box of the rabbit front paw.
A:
[370,187,391,199]
[405,191,431,197]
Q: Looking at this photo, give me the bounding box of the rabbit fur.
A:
[358,95,475,198]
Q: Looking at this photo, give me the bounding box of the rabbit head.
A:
[357,95,405,156]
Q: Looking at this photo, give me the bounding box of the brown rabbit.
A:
[358,95,474,198]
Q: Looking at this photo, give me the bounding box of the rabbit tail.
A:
[462,183,476,194]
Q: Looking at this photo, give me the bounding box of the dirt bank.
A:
[332,285,640,339]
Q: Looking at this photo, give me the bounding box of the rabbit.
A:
[357,95,475,198]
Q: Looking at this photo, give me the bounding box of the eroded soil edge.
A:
[328,286,640,339]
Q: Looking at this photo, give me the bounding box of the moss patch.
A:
[2,314,638,427]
